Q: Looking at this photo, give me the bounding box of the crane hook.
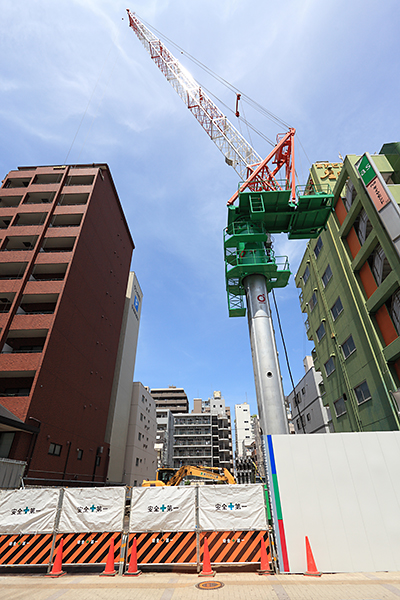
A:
[235,93,241,118]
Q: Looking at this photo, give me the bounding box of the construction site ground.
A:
[2,570,400,600]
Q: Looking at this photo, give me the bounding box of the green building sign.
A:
[357,154,376,186]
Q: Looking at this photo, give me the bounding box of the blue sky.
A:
[2,0,400,418]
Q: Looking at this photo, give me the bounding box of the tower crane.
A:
[126,10,334,436]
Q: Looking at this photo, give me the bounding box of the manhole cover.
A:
[196,581,225,590]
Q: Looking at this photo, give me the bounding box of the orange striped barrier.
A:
[130,532,197,564]
[200,530,268,564]
[56,532,122,564]
[0,534,53,566]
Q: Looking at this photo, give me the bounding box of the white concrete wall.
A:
[271,432,400,573]
[235,403,253,457]
[123,382,157,486]
[106,272,143,483]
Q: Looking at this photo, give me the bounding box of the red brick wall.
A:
[8,168,133,484]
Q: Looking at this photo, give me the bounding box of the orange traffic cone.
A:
[258,533,272,575]
[304,536,321,577]
[199,536,215,577]
[124,537,142,577]
[100,537,116,576]
[46,538,65,577]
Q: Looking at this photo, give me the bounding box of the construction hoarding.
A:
[267,431,400,573]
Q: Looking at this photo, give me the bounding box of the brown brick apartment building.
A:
[0,164,134,484]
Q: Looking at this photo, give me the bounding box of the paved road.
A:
[2,571,400,600]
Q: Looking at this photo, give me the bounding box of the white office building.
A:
[234,402,254,457]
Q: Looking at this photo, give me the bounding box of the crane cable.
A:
[135,14,291,132]
[135,13,312,178]
[271,289,306,434]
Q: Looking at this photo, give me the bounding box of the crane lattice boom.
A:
[127,10,296,204]
[127,10,262,181]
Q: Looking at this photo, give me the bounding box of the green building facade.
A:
[296,144,400,431]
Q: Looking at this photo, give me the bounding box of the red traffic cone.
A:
[46,538,65,577]
[124,537,142,577]
[258,533,272,575]
[304,536,321,577]
[100,537,116,576]
[199,536,215,577]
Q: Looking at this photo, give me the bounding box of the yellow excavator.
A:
[142,465,236,487]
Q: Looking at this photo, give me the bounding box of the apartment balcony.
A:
[174,420,210,426]
[0,216,13,229]
[57,191,89,206]
[64,174,95,186]
[1,235,38,254]
[174,429,211,436]
[31,173,63,186]
[0,195,23,209]
[12,212,48,228]
[23,191,55,205]
[50,213,83,229]
[173,450,212,459]
[173,440,212,447]
[39,237,75,254]
[29,263,67,282]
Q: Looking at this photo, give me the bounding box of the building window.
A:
[134,480,137,486]
[334,397,346,417]
[391,290,400,335]
[314,237,323,259]
[306,413,311,421]
[303,265,310,284]
[140,413,143,421]
[309,292,318,312]
[48,443,62,456]
[331,297,344,321]
[368,245,392,286]
[324,357,335,377]
[354,209,372,246]
[138,432,142,441]
[136,457,139,466]
[322,264,333,288]
[342,335,356,359]
[301,387,305,395]
[354,381,372,405]
[316,322,326,342]
[77,449,83,460]
[343,179,356,211]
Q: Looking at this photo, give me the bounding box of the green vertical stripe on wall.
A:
[272,473,282,520]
